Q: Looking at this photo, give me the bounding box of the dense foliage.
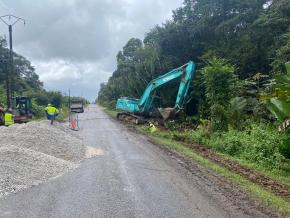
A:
[98,0,290,110]
[0,37,43,106]
[164,123,286,169]
[98,0,290,170]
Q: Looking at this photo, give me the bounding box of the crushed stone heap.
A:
[0,121,86,197]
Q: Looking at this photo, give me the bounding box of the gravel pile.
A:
[0,146,76,197]
[0,121,86,198]
[0,121,86,163]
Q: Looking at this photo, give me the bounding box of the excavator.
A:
[0,96,33,125]
[116,61,196,124]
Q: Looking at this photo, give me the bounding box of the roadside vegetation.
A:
[98,0,290,212]
[138,127,290,215]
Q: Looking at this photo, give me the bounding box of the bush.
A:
[189,128,210,144]
[171,131,187,142]
[32,100,46,118]
[279,129,290,158]
[228,97,247,130]
[202,56,237,106]
[207,123,286,169]
[210,104,228,131]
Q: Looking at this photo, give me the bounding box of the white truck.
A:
[70,100,84,113]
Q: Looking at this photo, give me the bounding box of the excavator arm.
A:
[139,61,196,118]
[116,61,196,120]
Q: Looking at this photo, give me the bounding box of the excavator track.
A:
[116,112,145,125]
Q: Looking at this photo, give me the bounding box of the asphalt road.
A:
[0,105,276,218]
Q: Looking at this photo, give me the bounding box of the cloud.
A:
[36,60,110,101]
[0,0,183,100]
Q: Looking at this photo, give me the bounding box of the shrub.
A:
[207,123,286,169]
[171,131,187,142]
[189,128,210,145]
[210,104,228,131]
[202,56,237,106]
[32,100,46,118]
[279,129,290,158]
[228,97,247,130]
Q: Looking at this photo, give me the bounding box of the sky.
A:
[0,0,183,101]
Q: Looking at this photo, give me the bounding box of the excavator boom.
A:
[116,61,196,121]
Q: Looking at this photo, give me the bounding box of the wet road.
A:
[0,105,274,217]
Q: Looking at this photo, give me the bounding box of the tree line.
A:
[98,0,290,165]
[98,0,289,121]
[0,36,88,117]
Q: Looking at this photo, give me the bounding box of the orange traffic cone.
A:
[70,118,76,130]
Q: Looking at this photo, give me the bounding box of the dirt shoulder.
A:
[132,126,284,217]
[193,145,290,200]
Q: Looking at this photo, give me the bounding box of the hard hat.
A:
[48,103,51,106]
[7,108,12,112]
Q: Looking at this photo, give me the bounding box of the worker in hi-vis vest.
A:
[4,108,14,126]
[45,104,59,124]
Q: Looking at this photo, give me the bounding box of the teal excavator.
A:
[116,61,196,124]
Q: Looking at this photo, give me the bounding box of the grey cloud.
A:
[0,0,183,100]
[1,0,125,61]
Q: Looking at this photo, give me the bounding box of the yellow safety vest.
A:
[45,106,59,115]
[149,124,157,133]
[4,113,14,126]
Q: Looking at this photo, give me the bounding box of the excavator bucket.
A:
[158,107,176,120]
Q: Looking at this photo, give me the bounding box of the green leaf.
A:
[285,61,290,75]
[267,98,290,121]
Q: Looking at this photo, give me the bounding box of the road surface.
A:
[0,105,276,217]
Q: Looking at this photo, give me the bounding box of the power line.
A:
[0,14,25,108]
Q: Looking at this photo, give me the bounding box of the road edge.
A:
[100,105,290,217]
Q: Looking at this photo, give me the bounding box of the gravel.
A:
[0,121,86,197]
[0,121,86,163]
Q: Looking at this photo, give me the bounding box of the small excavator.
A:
[116,61,196,124]
[0,96,33,125]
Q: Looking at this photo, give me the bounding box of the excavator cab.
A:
[12,96,33,123]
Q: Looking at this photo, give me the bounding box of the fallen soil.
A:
[192,145,290,200]
[0,120,87,197]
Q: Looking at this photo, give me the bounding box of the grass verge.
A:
[138,127,290,215]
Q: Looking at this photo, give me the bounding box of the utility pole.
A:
[0,14,25,108]
[68,88,71,123]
